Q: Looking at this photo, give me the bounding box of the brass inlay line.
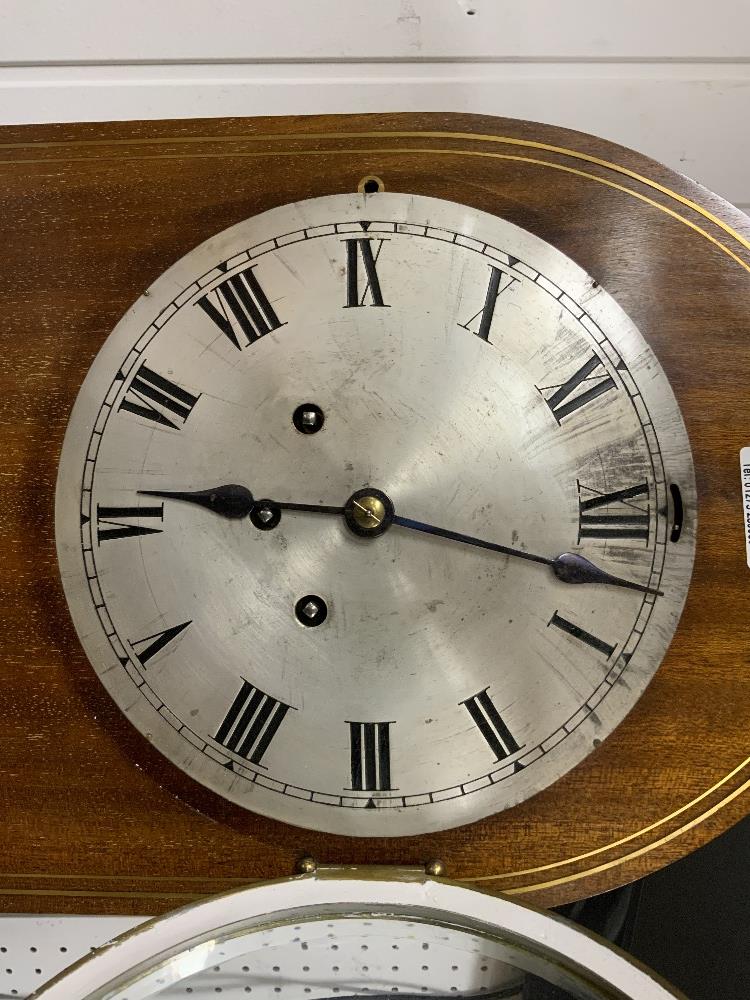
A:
[1,146,747,276]
[465,753,750,886]
[0,872,252,882]
[0,129,747,900]
[0,888,207,900]
[501,770,750,895]
[0,127,748,253]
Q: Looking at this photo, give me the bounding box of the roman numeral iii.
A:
[96,505,163,543]
[461,688,520,761]
[215,680,291,766]
[197,265,285,349]
[348,721,392,791]
[541,352,616,423]
[459,264,518,341]
[344,235,388,308]
[118,363,200,429]
[578,482,650,542]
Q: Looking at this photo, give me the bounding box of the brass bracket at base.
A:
[295,857,447,880]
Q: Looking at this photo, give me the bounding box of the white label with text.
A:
[741,448,750,568]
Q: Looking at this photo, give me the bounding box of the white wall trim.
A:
[2,58,748,210]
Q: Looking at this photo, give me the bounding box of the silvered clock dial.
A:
[55,193,696,836]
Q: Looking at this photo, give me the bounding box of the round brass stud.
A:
[425,859,447,877]
[296,856,318,875]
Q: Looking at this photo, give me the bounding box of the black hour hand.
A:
[138,484,254,519]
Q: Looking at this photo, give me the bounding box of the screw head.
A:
[250,500,281,531]
[425,859,446,877]
[293,403,325,434]
[295,594,328,627]
[296,856,318,874]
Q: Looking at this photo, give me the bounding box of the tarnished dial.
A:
[55,193,696,836]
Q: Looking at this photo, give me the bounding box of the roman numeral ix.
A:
[118,363,200,429]
[578,482,650,542]
[461,689,521,762]
[540,352,617,423]
[215,680,292,766]
[130,620,192,667]
[349,721,393,791]
[96,504,163,543]
[344,226,389,308]
[459,264,518,341]
[197,265,285,350]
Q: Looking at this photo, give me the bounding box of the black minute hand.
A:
[392,515,663,597]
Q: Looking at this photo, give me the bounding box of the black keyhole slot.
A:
[669,483,684,542]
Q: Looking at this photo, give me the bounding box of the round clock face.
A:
[55,193,696,836]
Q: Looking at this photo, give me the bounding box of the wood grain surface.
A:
[1,112,749,915]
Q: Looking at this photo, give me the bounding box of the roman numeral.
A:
[459,265,518,341]
[348,721,392,791]
[549,611,616,659]
[541,352,616,423]
[118,363,200,429]
[96,505,163,543]
[344,235,388,307]
[130,620,191,667]
[215,680,291,766]
[461,689,520,761]
[578,482,650,542]
[197,266,285,349]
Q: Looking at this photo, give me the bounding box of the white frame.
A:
[34,873,686,999]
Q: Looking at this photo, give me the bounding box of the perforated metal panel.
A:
[4,915,528,999]
[113,917,524,998]
[24,876,685,1000]
[0,916,143,998]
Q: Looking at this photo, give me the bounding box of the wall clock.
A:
[1,111,749,914]
[55,190,695,838]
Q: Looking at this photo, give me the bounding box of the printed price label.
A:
[741,448,750,568]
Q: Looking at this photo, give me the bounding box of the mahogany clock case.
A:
[1,112,749,915]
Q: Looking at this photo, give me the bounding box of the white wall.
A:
[1,0,748,211]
